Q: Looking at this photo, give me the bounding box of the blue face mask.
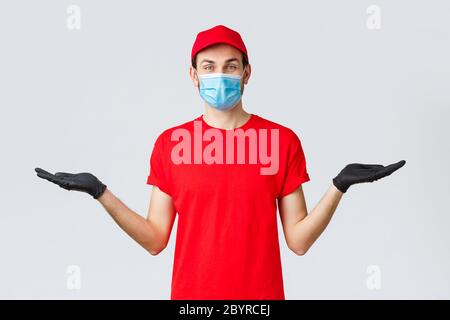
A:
[198,72,244,111]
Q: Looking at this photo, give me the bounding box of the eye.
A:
[203,64,213,71]
[227,65,237,71]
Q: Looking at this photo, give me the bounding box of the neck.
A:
[203,101,251,130]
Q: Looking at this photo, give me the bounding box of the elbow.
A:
[147,243,167,256]
[288,242,309,256]
[143,229,168,256]
[293,248,308,256]
[149,250,161,256]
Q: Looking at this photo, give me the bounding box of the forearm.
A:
[96,188,163,255]
[291,184,343,254]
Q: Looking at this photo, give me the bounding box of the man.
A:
[35,25,405,300]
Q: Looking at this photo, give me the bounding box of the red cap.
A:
[191,25,248,64]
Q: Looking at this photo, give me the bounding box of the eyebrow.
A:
[200,59,215,64]
[224,58,239,64]
[200,58,240,64]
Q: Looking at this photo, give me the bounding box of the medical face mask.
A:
[197,71,244,111]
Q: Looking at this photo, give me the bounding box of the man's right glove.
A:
[35,167,107,199]
[332,160,406,193]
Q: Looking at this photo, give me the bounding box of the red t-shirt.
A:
[147,113,310,300]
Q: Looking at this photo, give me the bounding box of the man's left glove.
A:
[35,167,107,199]
[332,160,406,193]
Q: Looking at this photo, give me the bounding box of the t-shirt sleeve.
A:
[146,133,173,197]
[277,131,310,199]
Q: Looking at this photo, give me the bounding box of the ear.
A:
[189,66,199,88]
[243,64,251,85]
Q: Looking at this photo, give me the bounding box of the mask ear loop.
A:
[241,67,246,79]
[240,66,250,96]
[240,66,248,94]
[195,70,202,89]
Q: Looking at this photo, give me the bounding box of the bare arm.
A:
[278,184,343,256]
[278,159,406,255]
[97,186,176,255]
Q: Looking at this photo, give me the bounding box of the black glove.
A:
[332,160,406,193]
[35,167,107,199]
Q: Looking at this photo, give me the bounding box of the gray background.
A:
[1,0,449,299]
